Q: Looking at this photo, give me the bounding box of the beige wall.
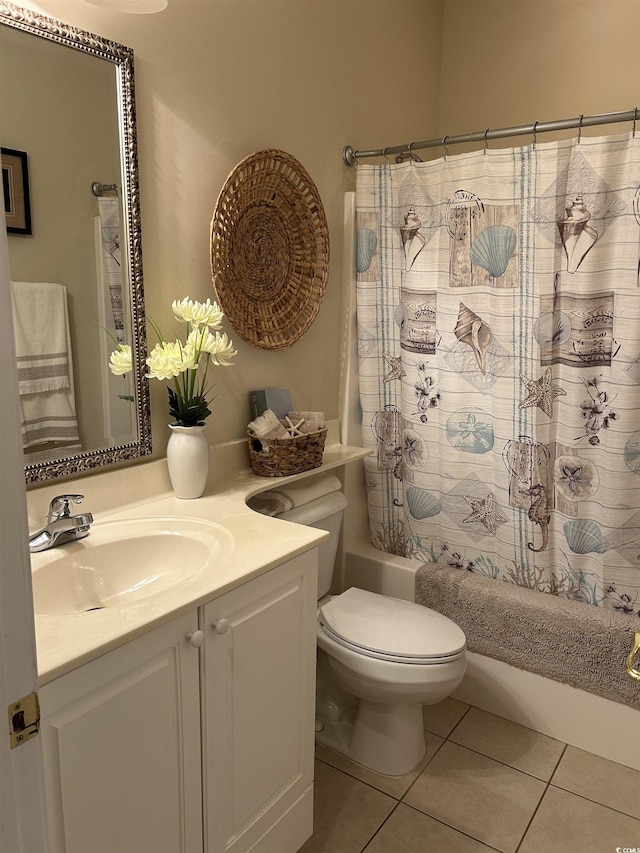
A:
[14,0,444,460]
[438,0,640,147]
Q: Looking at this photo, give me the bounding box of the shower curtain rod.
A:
[342,108,638,166]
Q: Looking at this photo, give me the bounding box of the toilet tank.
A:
[278,491,348,599]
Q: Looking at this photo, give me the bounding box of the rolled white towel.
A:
[248,408,288,439]
[297,421,323,434]
[287,410,325,435]
[288,410,325,426]
[247,473,342,516]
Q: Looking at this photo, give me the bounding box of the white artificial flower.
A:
[146,340,196,380]
[208,332,237,366]
[186,326,212,355]
[109,344,133,376]
[172,297,224,329]
[108,295,236,427]
[186,328,236,366]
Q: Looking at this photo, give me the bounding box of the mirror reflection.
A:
[0,4,151,483]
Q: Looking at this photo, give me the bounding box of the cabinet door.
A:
[40,611,203,853]
[202,552,317,853]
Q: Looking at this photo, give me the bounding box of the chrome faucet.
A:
[29,494,94,553]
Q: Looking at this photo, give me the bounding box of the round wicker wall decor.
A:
[210,149,329,351]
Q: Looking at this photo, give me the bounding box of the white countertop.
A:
[29,427,369,684]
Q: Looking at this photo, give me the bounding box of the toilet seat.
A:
[318,587,466,665]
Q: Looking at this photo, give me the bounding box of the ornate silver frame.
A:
[0,1,152,484]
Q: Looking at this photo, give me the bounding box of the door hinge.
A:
[8,691,40,748]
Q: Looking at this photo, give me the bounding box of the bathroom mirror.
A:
[0,1,152,484]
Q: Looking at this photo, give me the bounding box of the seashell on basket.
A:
[247,426,328,477]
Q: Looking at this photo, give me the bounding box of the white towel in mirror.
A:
[11,281,80,449]
[11,281,72,394]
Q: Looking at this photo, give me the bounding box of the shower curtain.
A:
[355,131,640,614]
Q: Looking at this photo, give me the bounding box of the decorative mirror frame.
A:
[0,1,152,484]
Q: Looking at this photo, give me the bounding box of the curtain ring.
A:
[532,121,538,148]
[442,135,449,160]
[633,107,638,138]
[382,146,390,163]
[407,141,422,163]
[577,114,584,144]
[483,128,490,154]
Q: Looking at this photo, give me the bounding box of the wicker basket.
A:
[211,149,329,351]
[247,427,328,477]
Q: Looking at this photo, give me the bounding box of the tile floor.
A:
[299,698,640,853]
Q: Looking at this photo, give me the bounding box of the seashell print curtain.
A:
[355,132,640,614]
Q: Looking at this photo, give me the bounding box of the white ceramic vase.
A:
[166,423,209,499]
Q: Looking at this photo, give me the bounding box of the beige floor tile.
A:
[551,745,640,820]
[403,741,546,853]
[519,785,640,853]
[315,732,444,799]
[422,696,470,737]
[363,804,496,852]
[449,706,565,780]
[299,760,397,853]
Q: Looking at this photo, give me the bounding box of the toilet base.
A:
[316,699,426,776]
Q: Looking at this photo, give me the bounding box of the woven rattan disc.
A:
[210,149,329,350]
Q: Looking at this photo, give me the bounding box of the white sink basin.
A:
[31,517,234,616]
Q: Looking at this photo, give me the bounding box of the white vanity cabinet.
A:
[39,609,204,853]
[200,551,317,853]
[39,551,317,853]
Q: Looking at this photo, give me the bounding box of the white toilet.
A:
[275,476,467,776]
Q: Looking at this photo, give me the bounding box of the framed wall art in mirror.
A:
[2,146,32,235]
[0,1,152,484]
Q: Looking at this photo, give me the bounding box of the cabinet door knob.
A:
[186,630,205,648]
[211,618,230,635]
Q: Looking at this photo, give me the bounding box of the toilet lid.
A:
[319,588,466,662]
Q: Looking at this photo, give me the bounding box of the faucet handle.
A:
[48,494,85,521]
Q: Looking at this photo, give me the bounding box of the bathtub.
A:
[340,540,640,772]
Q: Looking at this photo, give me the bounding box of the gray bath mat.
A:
[415,562,640,708]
